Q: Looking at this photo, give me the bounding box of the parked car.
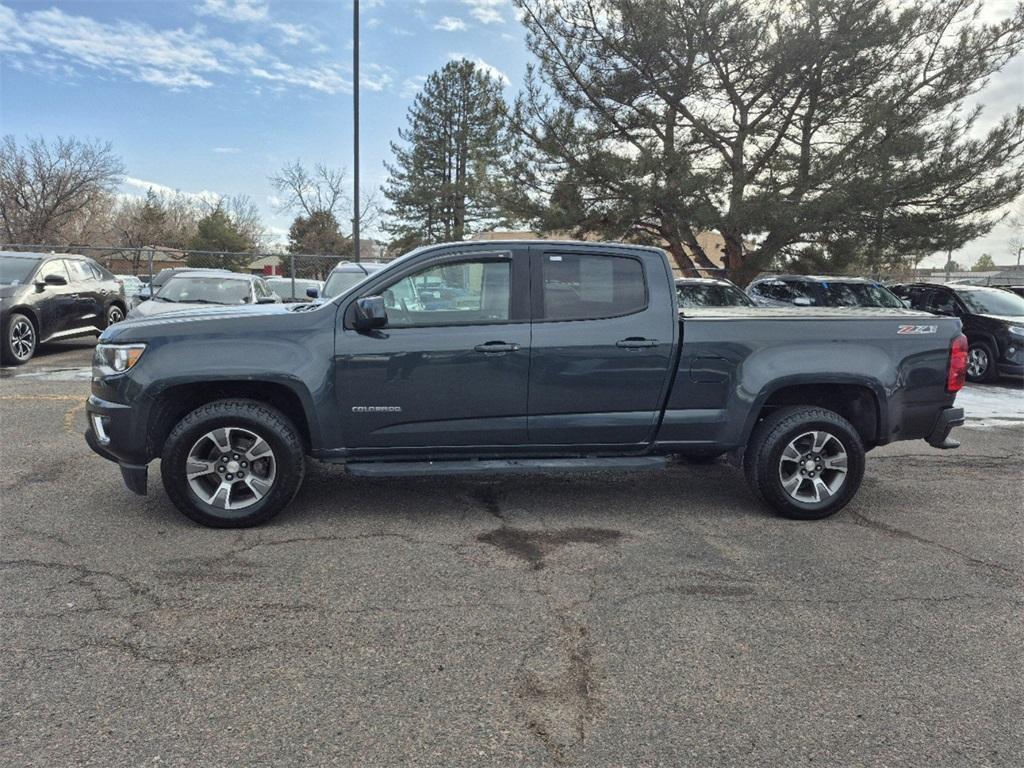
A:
[266,277,323,303]
[135,267,233,301]
[1002,286,1024,298]
[889,282,1024,382]
[86,240,966,528]
[115,274,146,308]
[127,271,279,319]
[320,261,388,300]
[676,277,754,308]
[747,275,905,309]
[1,251,127,365]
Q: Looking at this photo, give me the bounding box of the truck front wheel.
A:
[744,406,865,520]
[161,399,306,528]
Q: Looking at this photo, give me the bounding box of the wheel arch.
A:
[5,305,41,335]
[145,379,319,459]
[740,378,883,449]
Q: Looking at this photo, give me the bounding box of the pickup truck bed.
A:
[84,240,966,528]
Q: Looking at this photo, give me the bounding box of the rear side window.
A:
[541,253,646,321]
[66,260,95,282]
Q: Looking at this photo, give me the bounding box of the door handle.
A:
[474,341,520,354]
[616,337,658,349]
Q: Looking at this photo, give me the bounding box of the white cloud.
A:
[448,52,510,85]
[0,5,355,94]
[400,75,427,98]
[194,0,268,23]
[462,0,507,25]
[361,63,395,92]
[213,147,241,154]
[435,16,468,32]
[122,177,221,206]
[272,21,315,45]
[366,18,382,30]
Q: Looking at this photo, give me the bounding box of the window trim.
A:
[531,249,649,323]
[347,251,522,330]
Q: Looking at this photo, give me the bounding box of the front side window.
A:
[541,253,646,320]
[823,282,903,308]
[36,260,69,283]
[381,260,510,327]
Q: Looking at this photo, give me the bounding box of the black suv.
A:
[747,275,905,309]
[1,251,127,365]
[890,283,1024,382]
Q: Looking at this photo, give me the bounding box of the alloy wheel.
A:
[9,319,35,361]
[186,427,276,510]
[778,430,849,504]
[967,347,989,379]
[107,306,124,325]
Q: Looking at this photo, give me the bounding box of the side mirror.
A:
[306,287,320,299]
[41,274,68,287]
[792,296,813,306]
[354,295,388,331]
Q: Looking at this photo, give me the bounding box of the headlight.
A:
[93,343,146,374]
[1008,326,1024,337]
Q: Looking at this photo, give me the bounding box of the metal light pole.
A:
[352,0,360,263]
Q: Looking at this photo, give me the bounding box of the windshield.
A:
[822,282,903,308]
[958,287,1024,316]
[0,256,41,285]
[323,269,373,299]
[156,276,252,304]
[677,282,752,308]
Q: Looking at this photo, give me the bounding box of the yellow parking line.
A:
[0,395,87,433]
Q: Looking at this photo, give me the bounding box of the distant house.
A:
[106,245,187,276]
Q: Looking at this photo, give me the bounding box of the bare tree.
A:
[0,135,124,244]
[270,160,380,240]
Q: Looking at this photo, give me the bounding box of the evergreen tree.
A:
[973,253,997,271]
[508,0,1024,281]
[189,204,254,269]
[384,59,512,247]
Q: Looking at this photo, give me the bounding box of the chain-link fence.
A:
[0,243,386,301]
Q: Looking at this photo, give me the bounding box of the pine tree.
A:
[384,60,511,247]
[508,0,1024,281]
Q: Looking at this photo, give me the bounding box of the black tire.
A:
[744,406,865,520]
[2,312,37,365]
[161,399,306,528]
[966,339,997,383]
[104,303,126,329]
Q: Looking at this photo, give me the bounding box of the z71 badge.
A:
[897,324,938,335]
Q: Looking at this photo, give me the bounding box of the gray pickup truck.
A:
[85,241,967,528]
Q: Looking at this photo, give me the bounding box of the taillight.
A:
[947,334,968,393]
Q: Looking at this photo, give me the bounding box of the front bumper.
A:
[84,394,150,495]
[925,406,965,449]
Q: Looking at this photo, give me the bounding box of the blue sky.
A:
[1,0,1021,266]
[0,0,526,244]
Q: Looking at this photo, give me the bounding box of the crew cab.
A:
[85,241,967,528]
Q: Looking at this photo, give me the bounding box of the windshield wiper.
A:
[183,298,229,304]
[153,296,177,303]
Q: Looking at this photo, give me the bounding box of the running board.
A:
[344,455,668,478]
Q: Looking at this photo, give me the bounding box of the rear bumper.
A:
[926,406,965,449]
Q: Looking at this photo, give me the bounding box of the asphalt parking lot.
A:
[2,339,1022,767]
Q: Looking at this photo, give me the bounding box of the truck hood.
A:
[128,299,269,319]
[106,301,299,340]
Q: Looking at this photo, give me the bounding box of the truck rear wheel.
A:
[744,406,865,520]
[161,399,306,528]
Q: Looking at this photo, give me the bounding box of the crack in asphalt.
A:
[848,511,1019,579]
[469,484,622,766]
